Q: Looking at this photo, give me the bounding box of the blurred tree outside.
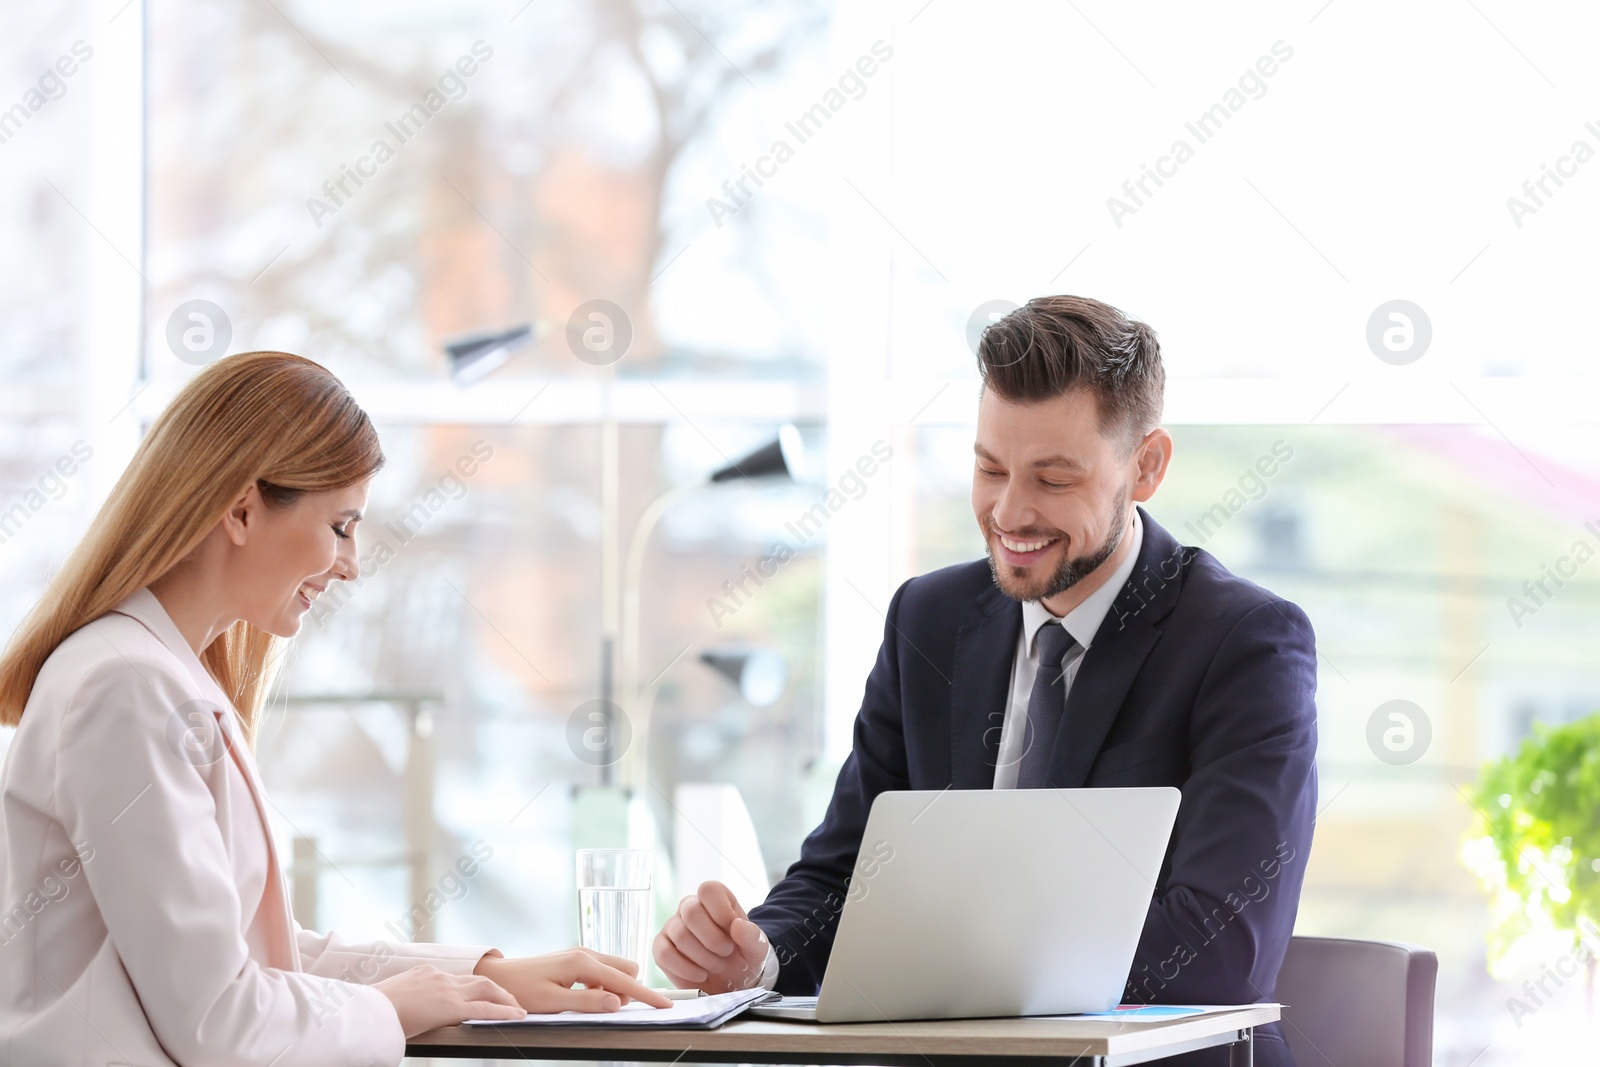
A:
[1463,713,1600,1012]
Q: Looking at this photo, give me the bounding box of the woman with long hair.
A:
[0,352,668,1066]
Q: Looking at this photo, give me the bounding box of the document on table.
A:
[462,987,776,1029]
[1067,1003,1281,1020]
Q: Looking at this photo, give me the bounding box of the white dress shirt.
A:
[0,588,496,1066]
[756,508,1144,989]
[992,507,1143,788]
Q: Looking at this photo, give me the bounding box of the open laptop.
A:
[747,787,1180,1023]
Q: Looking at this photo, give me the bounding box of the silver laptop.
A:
[748,787,1180,1023]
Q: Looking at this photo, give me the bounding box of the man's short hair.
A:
[976,295,1165,452]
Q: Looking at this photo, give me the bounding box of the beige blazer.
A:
[0,588,494,1066]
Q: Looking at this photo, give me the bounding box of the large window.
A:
[4,1,1597,1063]
[0,3,99,638]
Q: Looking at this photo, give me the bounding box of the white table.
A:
[407,1003,1278,1065]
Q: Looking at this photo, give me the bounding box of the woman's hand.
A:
[474,947,673,1013]
[374,964,526,1038]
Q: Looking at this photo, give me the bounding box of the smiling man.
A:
[653,296,1319,1067]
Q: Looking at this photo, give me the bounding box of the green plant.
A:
[1462,712,1600,969]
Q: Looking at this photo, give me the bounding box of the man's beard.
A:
[984,499,1130,604]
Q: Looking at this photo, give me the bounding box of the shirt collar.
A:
[108,586,232,704]
[1021,507,1144,655]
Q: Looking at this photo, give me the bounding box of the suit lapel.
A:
[109,593,300,971]
[949,585,1021,788]
[213,706,299,970]
[1051,508,1188,788]
[1051,622,1162,787]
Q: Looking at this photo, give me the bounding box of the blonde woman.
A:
[0,352,668,1067]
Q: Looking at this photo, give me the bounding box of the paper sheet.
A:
[1069,1003,1281,1020]
[462,986,773,1028]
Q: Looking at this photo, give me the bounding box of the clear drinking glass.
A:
[576,848,653,972]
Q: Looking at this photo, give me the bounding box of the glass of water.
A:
[576,848,652,973]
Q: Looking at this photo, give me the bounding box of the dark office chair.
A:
[1274,935,1437,1067]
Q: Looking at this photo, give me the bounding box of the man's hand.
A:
[653,880,770,993]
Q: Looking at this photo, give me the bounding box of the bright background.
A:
[6,0,1600,1062]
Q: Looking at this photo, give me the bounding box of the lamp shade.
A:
[709,423,805,484]
[699,648,788,707]
[445,324,533,385]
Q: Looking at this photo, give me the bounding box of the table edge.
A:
[406,1004,1281,1058]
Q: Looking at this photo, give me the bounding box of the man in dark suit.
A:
[651,295,1318,1066]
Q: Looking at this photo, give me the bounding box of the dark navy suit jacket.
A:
[748,507,1318,1067]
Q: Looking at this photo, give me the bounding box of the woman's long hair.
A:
[0,351,384,744]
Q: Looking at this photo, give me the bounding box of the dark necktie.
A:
[1016,621,1078,789]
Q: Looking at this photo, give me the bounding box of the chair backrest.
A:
[1275,935,1437,1067]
